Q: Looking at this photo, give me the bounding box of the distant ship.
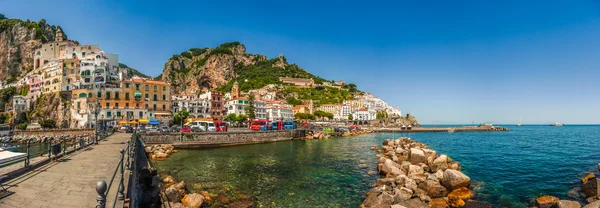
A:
[517,117,524,126]
[550,122,564,126]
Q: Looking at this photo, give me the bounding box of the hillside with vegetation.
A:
[119,63,151,79]
[161,42,329,93]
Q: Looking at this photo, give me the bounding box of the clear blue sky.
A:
[3,0,600,124]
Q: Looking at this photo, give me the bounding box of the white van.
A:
[189,121,208,132]
[206,122,216,132]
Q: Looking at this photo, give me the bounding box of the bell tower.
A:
[56,27,64,42]
[232,81,240,99]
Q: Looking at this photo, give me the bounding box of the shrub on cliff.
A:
[40,119,56,128]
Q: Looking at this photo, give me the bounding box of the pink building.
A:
[28,74,43,94]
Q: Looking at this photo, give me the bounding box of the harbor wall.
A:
[140,130,297,148]
[12,129,95,136]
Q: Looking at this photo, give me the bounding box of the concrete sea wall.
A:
[140,130,296,148]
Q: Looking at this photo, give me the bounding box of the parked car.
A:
[181,126,191,133]
[125,126,134,133]
[147,126,160,133]
[160,125,169,133]
[206,122,216,132]
[349,125,360,131]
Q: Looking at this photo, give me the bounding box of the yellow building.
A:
[42,60,62,94]
[110,77,172,120]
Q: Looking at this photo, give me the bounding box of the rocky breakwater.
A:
[1,134,93,144]
[145,144,179,160]
[304,130,332,140]
[362,137,489,208]
[536,169,600,208]
[161,175,255,208]
[342,129,373,137]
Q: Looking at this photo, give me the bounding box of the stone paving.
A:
[0,133,132,208]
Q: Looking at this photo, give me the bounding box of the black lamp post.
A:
[94,102,100,145]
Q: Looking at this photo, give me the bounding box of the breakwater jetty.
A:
[362,137,488,207]
[373,126,509,133]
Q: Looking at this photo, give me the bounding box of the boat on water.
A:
[1,143,19,150]
[550,122,564,126]
[517,117,524,126]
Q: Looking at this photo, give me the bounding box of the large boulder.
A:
[408,165,425,177]
[430,155,449,172]
[163,175,175,184]
[441,169,471,190]
[181,193,204,208]
[422,149,437,164]
[536,195,559,208]
[396,198,429,208]
[165,186,182,202]
[583,178,600,198]
[362,190,394,208]
[423,180,448,198]
[382,159,400,175]
[556,200,581,208]
[585,200,600,208]
[409,148,426,164]
[393,187,413,203]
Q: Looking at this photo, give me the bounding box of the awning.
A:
[154,112,172,115]
[118,121,128,125]
[134,92,142,97]
[149,119,160,125]
[138,119,149,124]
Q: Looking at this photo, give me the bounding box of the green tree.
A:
[237,114,248,123]
[348,114,353,121]
[225,113,238,123]
[16,122,27,130]
[0,14,6,20]
[40,119,56,128]
[286,97,302,106]
[347,83,358,93]
[245,96,256,119]
[173,110,190,125]
[376,112,385,119]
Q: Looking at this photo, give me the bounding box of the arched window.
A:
[88,93,93,98]
[79,93,86,98]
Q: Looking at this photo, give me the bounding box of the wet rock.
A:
[556,200,581,208]
[181,193,204,208]
[199,191,211,202]
[216,194,230,204]
[409,148,426,164]
[429,198,449,208]
[441,169,471,190]
[396,198,428,208]
[588,196,599,204]
[382,159,400,175]
[583,178,600,198]
[448,187,472,207]
[165,186,182,202]
[464,200,493,208]
[584,200,600,208]
[536,195,559,208]
[568,187,582,199]
[164,175,175,184]
[448,162,460,170]
[583,173,597,183]
[229,200,254,208]
[393,187,413,203]
[172,181,186,190]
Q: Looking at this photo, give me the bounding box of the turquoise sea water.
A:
[154,125,600,207]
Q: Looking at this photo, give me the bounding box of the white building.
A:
[352,108,376,121]
[226,98,249,116]
[172,94,211,118]
[254,100,267,120]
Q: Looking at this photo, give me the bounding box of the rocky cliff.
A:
[161,42,268,94]
[29,92,72,128]
[0,15,63,81]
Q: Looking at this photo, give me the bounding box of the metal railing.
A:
[95,141,129,208]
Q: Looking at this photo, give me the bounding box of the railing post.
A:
[48,140,52,160]
[25,141,30,168]
[117,149,125,200]
[96,180,107,208]
[125,141,130,170]
[62,139,66,156]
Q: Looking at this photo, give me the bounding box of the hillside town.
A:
[1,29,403,130]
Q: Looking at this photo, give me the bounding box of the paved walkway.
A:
[0,133,132,208]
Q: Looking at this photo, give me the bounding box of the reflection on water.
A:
[155,126,600,207]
